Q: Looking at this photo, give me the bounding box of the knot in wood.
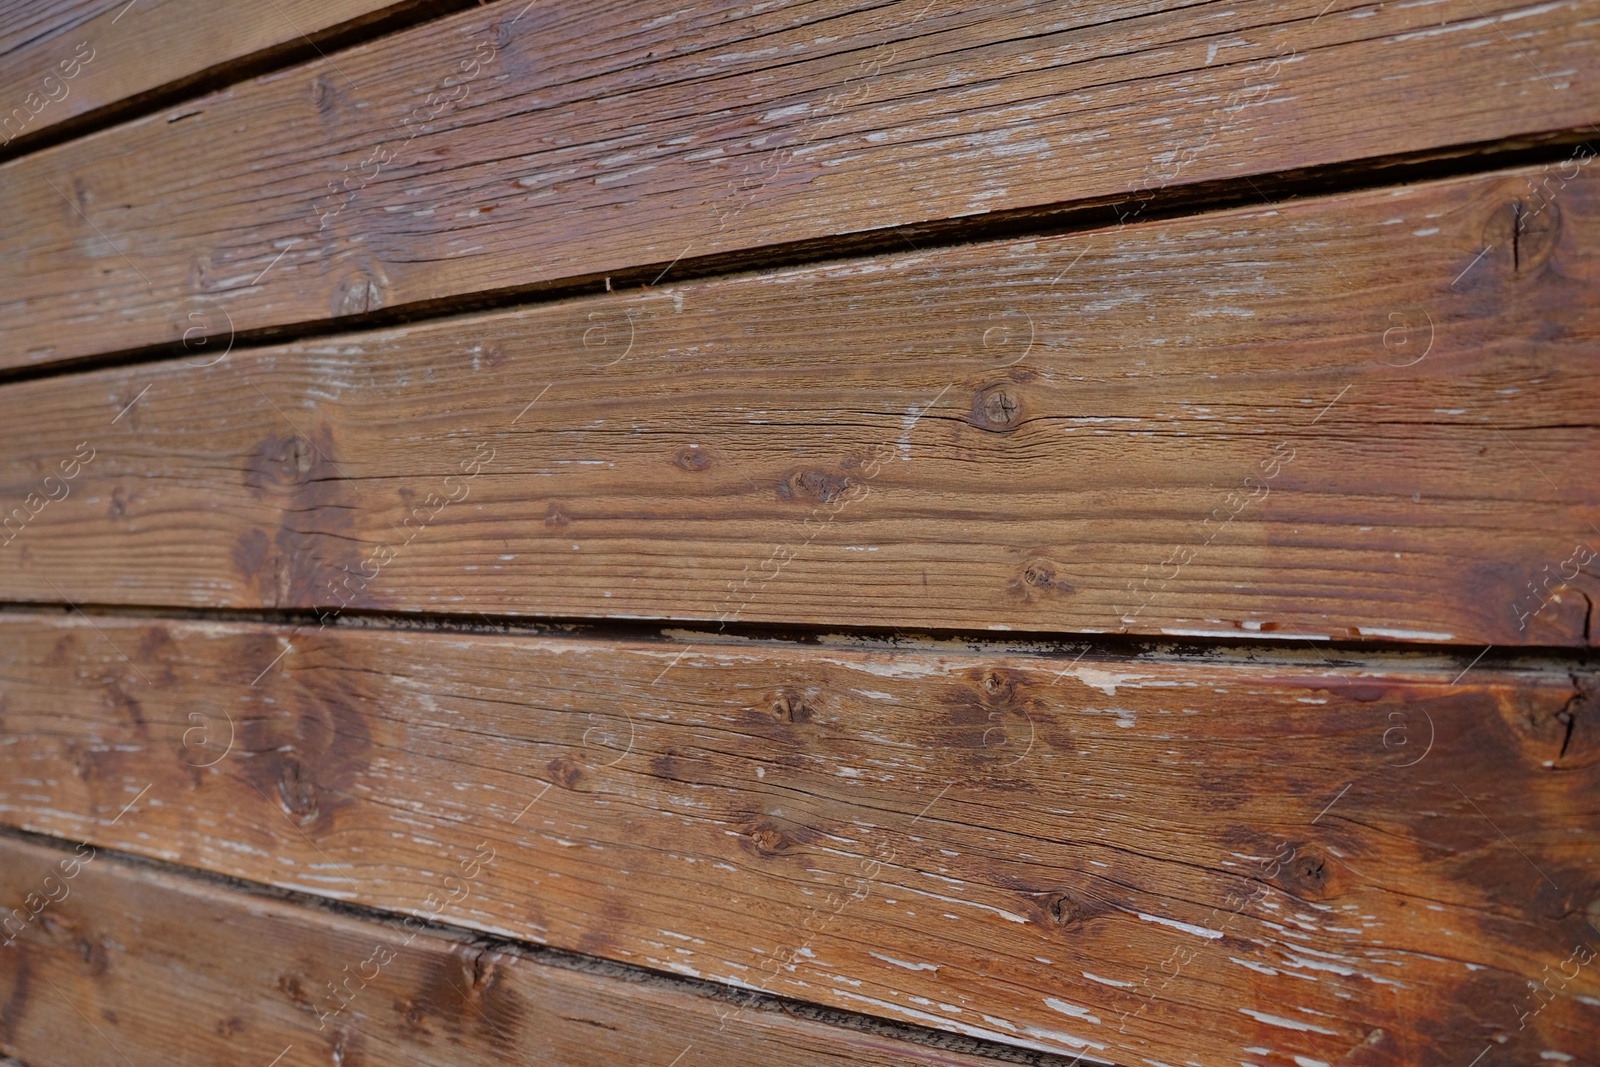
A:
[979,669,1017,705]
[673,445,712,472]
[770,691,812,723]
[777,467,849,503]
[748,825,788,855]
[546,755,584,791]
[1484,194,1559,274]
[276,755,320,824]
[1045,892,1080,926]
[971,383,1023,431]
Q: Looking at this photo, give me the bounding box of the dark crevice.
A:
[0,127,1596,390]
[0,0,483,167]
[0,596,1594,678]
[1558,672,1596,761]
[1512,198,1522,272]
[0,824,1104,1067]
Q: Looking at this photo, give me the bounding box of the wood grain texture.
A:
[0,0,428,154]
[1,612,1596,1065]
[0,835,1016,1067]
[4,0,1598,369]
[3,162,1599,645]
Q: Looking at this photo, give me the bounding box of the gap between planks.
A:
[0,599,1591,680]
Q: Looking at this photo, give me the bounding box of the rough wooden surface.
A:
[4,0,1598,369]
[0,0,426,154]
[1,612,1595,1065]
[0,834,1019,1067]
[3,162,1598,645]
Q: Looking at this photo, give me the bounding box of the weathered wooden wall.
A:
[3,162,1599,645]
[2,1,1597,1066]
[1,613,1597,1064]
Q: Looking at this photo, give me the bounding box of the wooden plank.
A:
[1,612,1596,1065]
[4,0,1598,370]
[3,161,1599,645]
[0,834,1016,1067]
[0,0,442,156]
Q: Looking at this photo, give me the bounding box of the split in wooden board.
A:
[0,834,1026,1067]
[3,0,1598,369]
[0,0,445,156]
[0,612,1596,1065]
[2,161,1599,645]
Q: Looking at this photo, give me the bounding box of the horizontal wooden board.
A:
[0,834,1016,1067]
[4,0,1599,369]
[3,162,1600,645]
[1,613,1596,1065]
[0,0,430,154]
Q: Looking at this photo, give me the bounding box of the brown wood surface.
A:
[3,162,1599,645]
[0,0,432,154]
[0,612,1596,1065]
[3,0,1598,370]
[0,834,1018,1067]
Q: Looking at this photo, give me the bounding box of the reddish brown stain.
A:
[237,425,364,611]
[546,755,584,791]
[233,672,371,834]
